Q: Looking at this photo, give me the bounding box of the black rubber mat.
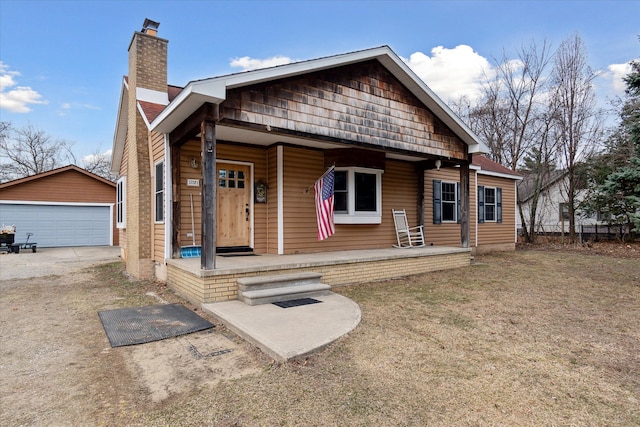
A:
[273,298,322,308]
[98,303,214,347]
[219,253,258,257]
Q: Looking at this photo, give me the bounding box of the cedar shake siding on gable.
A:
[220,61,468,160]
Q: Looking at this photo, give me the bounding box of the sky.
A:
[0,0,638,164]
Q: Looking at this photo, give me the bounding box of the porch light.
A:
[435,159,441,170]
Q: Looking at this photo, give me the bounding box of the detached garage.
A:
[0,165,118,248]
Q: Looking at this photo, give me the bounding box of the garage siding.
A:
[0,204,111,247]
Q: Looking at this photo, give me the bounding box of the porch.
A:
[166,245,472,306]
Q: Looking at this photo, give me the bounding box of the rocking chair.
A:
[392,209,425,248]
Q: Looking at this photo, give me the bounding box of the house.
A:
[111,19,520,305]
[0,165,118,247]
[518,170,608,237]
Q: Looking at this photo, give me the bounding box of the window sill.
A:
[335,215,382,225]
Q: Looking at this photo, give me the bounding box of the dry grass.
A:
[127,249,640,426]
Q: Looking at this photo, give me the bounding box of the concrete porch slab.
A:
[202,292,361,362]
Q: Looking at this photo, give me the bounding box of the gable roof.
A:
[0,165,116,190]
[517,169,567,202]
[472,155,522,180]
[149,46,488,155]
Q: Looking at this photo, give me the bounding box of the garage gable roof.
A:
[0,165,115,190]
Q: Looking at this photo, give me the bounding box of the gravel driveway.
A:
[0,246,121,280]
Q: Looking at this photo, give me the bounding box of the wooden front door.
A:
[216,163,251,248]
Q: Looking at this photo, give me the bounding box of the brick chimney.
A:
[124,19,168,280]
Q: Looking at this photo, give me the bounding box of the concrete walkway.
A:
[203,292,361,362]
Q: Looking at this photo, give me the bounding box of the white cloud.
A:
[230,55,293,71]
[402,45,495,103]
[0,61,47,113]
[56,102,101,116]
[82,149,112,165]
[601,62,634,95]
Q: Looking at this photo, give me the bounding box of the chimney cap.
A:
[142,18,160,34]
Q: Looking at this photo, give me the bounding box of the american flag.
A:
[314,166,335,241]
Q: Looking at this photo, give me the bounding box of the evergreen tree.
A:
[584,60,640,239]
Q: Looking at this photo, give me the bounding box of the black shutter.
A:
[496,187,502,223]
[478,185,485,224]
[433,180,441,224]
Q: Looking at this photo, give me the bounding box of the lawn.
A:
[131,248,640,426]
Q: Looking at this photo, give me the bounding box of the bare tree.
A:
[550,34,604,241]
[82,149,118,182]
[466,39,553,170]
[0,122,76,183]
[517,105,561,243]
[457,40,557,243]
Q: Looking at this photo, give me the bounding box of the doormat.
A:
[273,298,322,308]
[98,303,214,347]
[219,252,258,257]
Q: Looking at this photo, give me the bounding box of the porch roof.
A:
[150,46,488,155]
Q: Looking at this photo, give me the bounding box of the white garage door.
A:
[0,203,111,247]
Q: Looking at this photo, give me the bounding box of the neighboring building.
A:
[111,20,520,303]
[0,165,117,247]
[518,170,604,235]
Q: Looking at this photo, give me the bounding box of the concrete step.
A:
[237,272,330,306]
[239,283,332,306]
[237,271,323,292]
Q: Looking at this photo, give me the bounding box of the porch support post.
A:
[459,159,470,248]
[416,163,426,227]
[201,117,217,269]
[170,141,181,258]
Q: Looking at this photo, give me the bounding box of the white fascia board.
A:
[151,81,226,134]
[222,46,394,89]
[0,200,114,207]
[478,170,523,181]
[111,78,129,174]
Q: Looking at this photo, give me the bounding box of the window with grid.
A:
[154,161,164,223]
[116,176,126,228]
[478,186,502,223]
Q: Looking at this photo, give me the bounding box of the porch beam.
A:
[169,104,209,147]
[201,106,218,269]
[459,158,470,248]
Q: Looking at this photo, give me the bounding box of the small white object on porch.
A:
[392,209,426,248]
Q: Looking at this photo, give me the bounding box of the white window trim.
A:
[334,167,383,225]
[441,180,458,223]
[154,161,164,224]
[484,186,497,223]
[116,176,126,229]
